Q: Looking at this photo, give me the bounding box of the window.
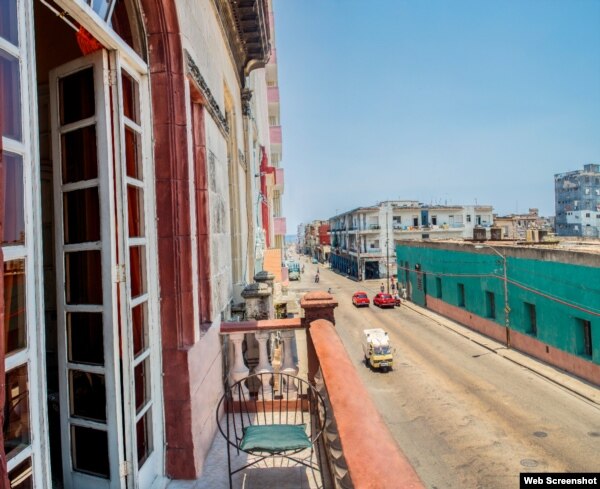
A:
[412,216,418,226]
[431,216,437,225]
[466,214,471,223]
[436,277,442,299]
[576,318,592,357]
[485,291,496,319]
[457,283,465,307]
[585,213,590,218]
[524,302,537,336]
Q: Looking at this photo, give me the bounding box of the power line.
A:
[396,264,600,318]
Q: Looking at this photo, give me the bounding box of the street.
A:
[291,256,600,489]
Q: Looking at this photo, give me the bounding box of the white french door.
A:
[49,49,161,489]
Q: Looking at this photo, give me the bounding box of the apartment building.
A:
[329,201,494,280]
[555,163,600,237]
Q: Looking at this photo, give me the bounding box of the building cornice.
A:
[211,0,271,84]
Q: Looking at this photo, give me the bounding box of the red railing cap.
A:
[310,319,424,489]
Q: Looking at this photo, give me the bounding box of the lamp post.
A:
[475,244,511,348]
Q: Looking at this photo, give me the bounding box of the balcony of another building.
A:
[270,125,282,146]
[268,86,280,105]
[274,216,287,237]
[273,167,284,192]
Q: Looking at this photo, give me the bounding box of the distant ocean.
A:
[284,234,297,244]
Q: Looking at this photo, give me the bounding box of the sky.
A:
[272,0,600,232]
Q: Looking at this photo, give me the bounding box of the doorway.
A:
[34,2,162,488]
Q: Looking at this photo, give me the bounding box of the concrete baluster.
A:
[254,331,273,399]
[280,330,299,398]
[229,333,249,399]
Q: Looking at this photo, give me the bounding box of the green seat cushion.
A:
[240,424,311,454]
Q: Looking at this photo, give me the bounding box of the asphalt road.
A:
[291,257,600,489]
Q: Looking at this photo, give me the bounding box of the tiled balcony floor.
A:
[167,424,322,489]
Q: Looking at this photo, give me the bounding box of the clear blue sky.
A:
[273,0,600,232]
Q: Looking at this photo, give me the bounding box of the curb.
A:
[401,301,600,406]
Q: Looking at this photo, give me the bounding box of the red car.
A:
[352,291,370,307]
[373,293,395,308]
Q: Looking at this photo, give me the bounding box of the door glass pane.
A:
[1,151,24,245]
[71,426,110,478]
[0,50,22,140]
[63,187,101,244]
[65,250,103,304]
[4,365,30,459]
[0,1,19,45]
[124,126,142,180]
[127,185,144,237]
[121,71,139,123]
[61,126,98,183]
[8,456,33,489]
[129,246,146,298]
[59,68,95,125]
[91,0,112,21]
[3,259,26,355]
[68,312,104,365]
[136,409,153,467]
[134,359,149,412]
[132,301,147,357]
[69,370,106,422]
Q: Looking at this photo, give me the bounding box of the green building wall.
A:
[396,244,600,371]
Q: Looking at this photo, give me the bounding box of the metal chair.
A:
[216,372,326,489]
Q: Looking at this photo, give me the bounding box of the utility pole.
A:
[475,244,511,347]
[386,207,390,294]
[357,225,361,281]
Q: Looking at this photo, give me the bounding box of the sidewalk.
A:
[400,299,600,406]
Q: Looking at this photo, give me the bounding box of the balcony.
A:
[268,86,280,104]
[274,167,284,192]
[274,216,286,236]
[176,292,424,489]
[270,125,282,146]
[364,247,382,254]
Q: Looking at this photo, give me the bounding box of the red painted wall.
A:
[318,223,330,245]
[142,0,209,478]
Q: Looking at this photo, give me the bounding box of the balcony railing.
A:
[270,125,282,145]
[267,86,280,104]
[274,167,284,192]
[217,292,424,489]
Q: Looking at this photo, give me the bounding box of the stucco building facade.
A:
[396,240,599,386]
[329,201,494,281]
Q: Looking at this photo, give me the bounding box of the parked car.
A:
[373,293,395,308]
[352,291,370,307]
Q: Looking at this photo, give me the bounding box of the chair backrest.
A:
[216,372,326,453]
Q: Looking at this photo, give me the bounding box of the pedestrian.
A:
[380,283,384,293]
[391,281,396,292]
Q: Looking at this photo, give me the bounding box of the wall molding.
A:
[185,50,229,136]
